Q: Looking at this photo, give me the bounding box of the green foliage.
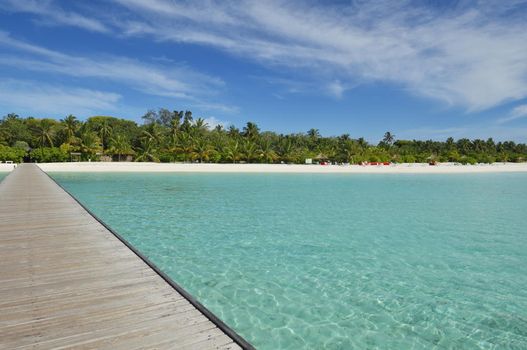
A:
[477,154,496,164]
[13,141,30,151]
[1,111,526,164]
[109,134,134,161]
[78,130,101,159]
[0,114,33,146]
[461,156,477,165]
[0,145,26,162]
[401,154,416,163]
[30,147,69,163]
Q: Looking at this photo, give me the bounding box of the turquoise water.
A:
[0,172,8,181]
[51,172,527,349]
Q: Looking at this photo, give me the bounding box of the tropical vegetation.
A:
[1,111,526,164]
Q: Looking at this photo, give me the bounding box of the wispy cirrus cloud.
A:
[0,0,110,33]
[103,0,527,111]
[255,76,352,99]
[497,104,527,124]
[2,1,527,114]
[0,79,121,117]
[0,31,235,113]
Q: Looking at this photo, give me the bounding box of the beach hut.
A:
[313,153,329,165]
[427,155,438,166]
[111,150,135,162]
[70,152,81,162]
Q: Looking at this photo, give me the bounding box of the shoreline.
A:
[36,162,527,174]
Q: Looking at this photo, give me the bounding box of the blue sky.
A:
[1,0,527,142]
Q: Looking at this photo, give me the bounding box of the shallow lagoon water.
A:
[51,172,527,349]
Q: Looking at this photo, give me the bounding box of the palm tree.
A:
[473,139,486,153]
[227,125,240,138]
[210,132,227,156]
[192,118,209,135]
[79,131,101,159]
[135,139,159,162]
[307,128,320,139]
[242,139,258,162]
[34,119,55,148]
[342,140,360,163]
[181,111,193,132]
[382,131,395,145]
[319,144,337,163]
[169,117,180,140]
[223,140,242,163]
[357,137,368,149]
[61,115,78,144]
[307,128,320,151]
[457,138,471,154]
[98,120,113,151]
[5,113,19,120]
[339,133,350,141]
[192,139,214,162]
[214,124,224,132]
[486,137,496,150]
[141,123,162,146]
[277,138,294,163]
[243,122,260,140]
[109,134,133,161]
[174,133,194,162]
[259,139,277,163]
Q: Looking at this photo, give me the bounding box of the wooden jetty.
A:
[0,164,253,350]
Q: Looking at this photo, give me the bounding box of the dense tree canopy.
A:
[0,110,526,164]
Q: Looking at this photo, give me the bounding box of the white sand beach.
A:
[36,162,527,173]
[0,163,17,172]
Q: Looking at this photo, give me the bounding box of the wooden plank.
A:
[0,164,253,350]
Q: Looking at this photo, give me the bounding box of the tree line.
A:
[0,110,526,164]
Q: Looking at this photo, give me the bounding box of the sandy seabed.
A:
[35,162,527,174]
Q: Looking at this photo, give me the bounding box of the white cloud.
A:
[513,104,527,117]
[0,31,222,99]
[3,1,527,113]
[104,0,527,111]
[203,117,229,130]
[497,104,527,124]
[255,76,311,95]
[326,80,346,99]
[0,0,110,33]
[0,79,121,117]
[194,103,239,114]
[0,32,236,113]
[255,76,350,98]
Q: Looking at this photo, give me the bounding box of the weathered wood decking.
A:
[0,164,252,350]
